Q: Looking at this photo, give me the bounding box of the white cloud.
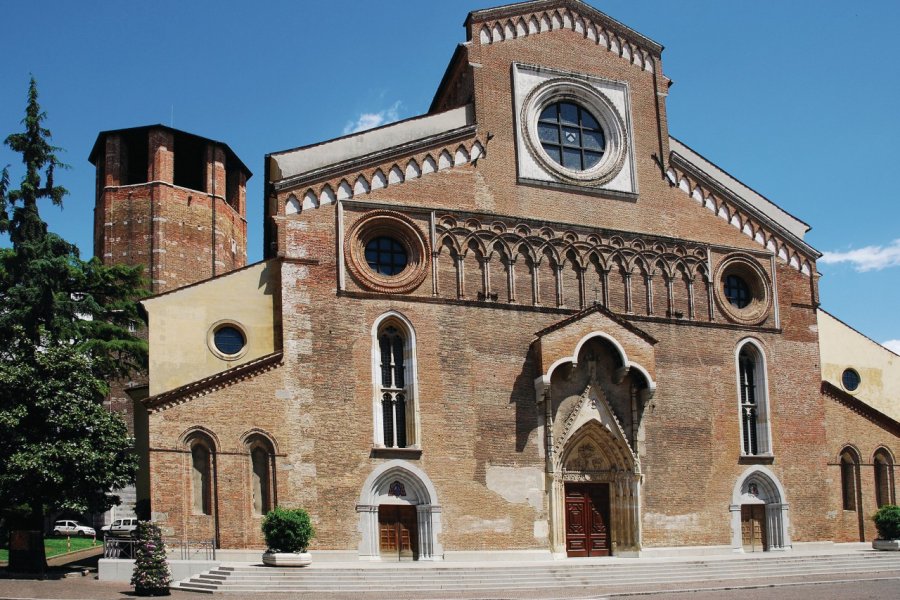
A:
[819,239,900,272]
[883,339,900,355]
[342,101,402,135]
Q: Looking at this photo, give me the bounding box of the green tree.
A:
[0,78,147,572]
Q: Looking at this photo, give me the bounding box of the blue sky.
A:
[1,1,898,351]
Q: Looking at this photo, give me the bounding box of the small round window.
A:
[364,236,408,276]
[213,326,245,356]
[724,274,751,309]
[842,368,861,392]
[537,101,606,171]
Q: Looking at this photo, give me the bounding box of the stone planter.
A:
[872,539,900,551]
[262,551,312,567]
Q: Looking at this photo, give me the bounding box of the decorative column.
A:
[687,278,695,319]
[623,272,633,313]
[729,504,744,553]
[355,504,380,560]
[507,257,515,302]
[577,266,587,309]
[555,264,564,307]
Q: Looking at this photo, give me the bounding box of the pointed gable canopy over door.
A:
[533,303,657,398]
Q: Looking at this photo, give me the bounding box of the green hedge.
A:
[261,507,315,553]
[873,504,900,540]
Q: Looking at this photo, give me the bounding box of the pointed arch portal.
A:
[356,460,442,561]
[536,326,651,558]
[730,466,790,552]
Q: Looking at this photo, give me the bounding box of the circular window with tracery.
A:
[713,255,771,325]
[521,77,627,186]
[537,101,606,171]
[842,368,861,392]
[345,210,429,294]
[365,236,408,276]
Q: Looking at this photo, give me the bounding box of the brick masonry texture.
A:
[131,1,897,555]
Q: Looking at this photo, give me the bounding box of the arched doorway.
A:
[533,317,656,558]
[730,467,790,552]
[541,336,649,557]
[356,460,442,561]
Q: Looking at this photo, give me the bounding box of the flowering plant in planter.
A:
[130,521,171,595]
[261,507,315,567]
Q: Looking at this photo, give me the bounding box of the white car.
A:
[52,520,96,537]
[101,518,139,538]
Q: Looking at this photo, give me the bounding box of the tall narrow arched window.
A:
[736,341,771,456]
[840,448,859,511]
[874,448,895,508]
[244,433,276,516]
[372,313,419,449]
[191,441,213,515]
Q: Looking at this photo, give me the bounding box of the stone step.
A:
[208,557,898,578]
[177,564,900,592]
[174,554,900,593]
[216,552,900,573]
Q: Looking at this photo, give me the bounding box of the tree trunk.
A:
[7,507,47,574]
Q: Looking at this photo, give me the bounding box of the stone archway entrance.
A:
[356,460,443,561]
[730,467,790,552]
[533,317,657,558]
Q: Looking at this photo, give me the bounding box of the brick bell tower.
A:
[88,126,251,521]
[89,125,251,295]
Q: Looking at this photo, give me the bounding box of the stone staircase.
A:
[174,552,900,594]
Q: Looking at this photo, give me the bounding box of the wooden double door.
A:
[741,504,767,552]
[379,505,418,561]
[565,483,611,557]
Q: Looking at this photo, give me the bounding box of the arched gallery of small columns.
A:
[475,8,657,76]
[666,167,814,278]
[282,140,486,215]
[536,333,656,557]
[434,233,714,321]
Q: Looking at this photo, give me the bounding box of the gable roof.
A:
[669,136,817,258]
[465,0,663,55]
[143,351,283,412]
[822,380,900,437]
[268,105,475,186]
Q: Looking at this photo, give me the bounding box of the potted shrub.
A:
[261,507,315,567]
[872,504,900,551]
[130,522,171,595]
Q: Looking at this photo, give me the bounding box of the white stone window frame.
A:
[207,319,249,362]
[371,311,421,450]
[734,338,774,458]
[512,63,637,194]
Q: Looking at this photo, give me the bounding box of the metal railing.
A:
[103,536,216,561]
[103,537,137,559]
[164,537,216,561]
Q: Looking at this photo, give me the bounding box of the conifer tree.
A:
[0,78,146,572]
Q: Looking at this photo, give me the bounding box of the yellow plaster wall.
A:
[142,260,279,395]
[818,309,900,420]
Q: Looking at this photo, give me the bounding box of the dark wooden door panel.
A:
[565,483,610,557]
[740,504,766,552]
[379,505,418,561]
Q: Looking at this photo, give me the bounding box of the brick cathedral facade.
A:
[95,0,897,559]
